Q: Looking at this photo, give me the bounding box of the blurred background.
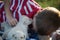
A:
[35,0,60,10]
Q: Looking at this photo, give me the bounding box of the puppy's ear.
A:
[21,15,32,25]
[23,17,32,25]
[28,18,32,24]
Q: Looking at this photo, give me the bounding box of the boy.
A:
[33,7,60,40]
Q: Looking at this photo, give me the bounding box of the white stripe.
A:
[10,0,15,10]
[18,0,24,21]
[17,0,22,20]
[28,1,40,8]
[3,11,5,22]
[13,9,16,18]
[0,3,4,8]
[13,0,20,18]
[19,13,22,21]
[24,6,29,14]
[18,0,24,13]
[27,1,32,12]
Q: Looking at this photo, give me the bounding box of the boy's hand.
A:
[7,17,18,26]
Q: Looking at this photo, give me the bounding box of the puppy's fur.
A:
[2,15,32,40]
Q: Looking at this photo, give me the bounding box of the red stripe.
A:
[15,11,19,21]
[13,0,18,12]
[0,2,5,22]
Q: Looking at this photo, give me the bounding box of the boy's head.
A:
[33,7,60,36]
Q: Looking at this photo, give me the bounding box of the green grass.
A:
[35,0,60,10]
[37,2,50,8]
[35,0,51,8]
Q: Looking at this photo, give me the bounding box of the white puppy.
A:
[6,15,32,40]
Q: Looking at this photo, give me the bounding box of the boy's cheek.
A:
[32,24,37,32]
[32,23,38,32]
[32,17,37,31]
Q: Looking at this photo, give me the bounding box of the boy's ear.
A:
[57,12,60,28]
[59,12,60,16]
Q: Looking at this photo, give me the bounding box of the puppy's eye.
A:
[15,37,17,39]
[20,37,23,39]
[12,34,17,39]
[20,35,25,39]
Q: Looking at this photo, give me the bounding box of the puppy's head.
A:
[12,31,26,40]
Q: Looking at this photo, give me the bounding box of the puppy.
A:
[7,15,32,40]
